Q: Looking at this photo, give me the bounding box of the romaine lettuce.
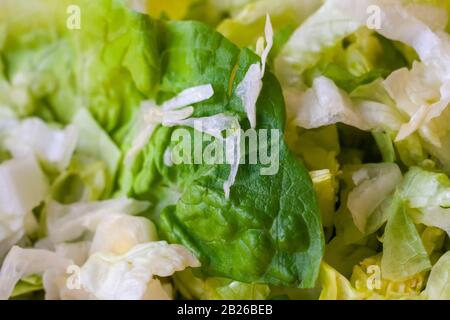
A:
[126,20,324,288]
[399,167,450,235]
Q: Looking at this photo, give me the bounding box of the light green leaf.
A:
[381,192,431,281]
[399,167,450,235]
[72,109,121,196]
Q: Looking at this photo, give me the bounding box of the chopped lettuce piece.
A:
[399,167,450,235]
[0,246,72,300]
[126,84,242,198]
[89,215,158,256]
[125,84,213,163]
[236,14,273,129]
[400,167,450,209]
[335,0,450,152]
[3,118,77,171]
[80,241,199,300]
[301,30,409,93]
[291,76,403,133]
[294,76,370,131]
[45,198,150,244]
[0,156,48,218]
[347,163,402,233]
[381,193,431,281]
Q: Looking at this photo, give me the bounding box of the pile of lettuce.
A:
[0,0,449,300]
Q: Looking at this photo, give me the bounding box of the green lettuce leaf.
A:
[399,167,450,235]
[347,163,402,234]
[121,20,324,288]
[275,0,361,86]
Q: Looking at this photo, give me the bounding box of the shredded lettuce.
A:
[126,83,243,198]
[45,198,150,244]
[126,84,214,162]
[236,14,273,129]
